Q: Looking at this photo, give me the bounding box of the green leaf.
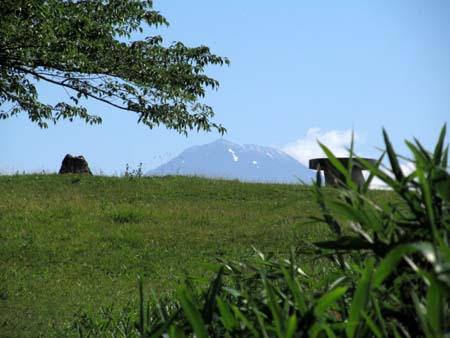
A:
[433,124,447,165]
[223,287,241,298]
[372,298,388,337]
[412,291,434,338]
[309,322,338,338]
[327,199,375,230]
[252,307,270,338]
[262,274,284,337]
[431,167,450,202]
[216,297,238,331]
[346,259,374,338]
[442,145,449,168]
[374,242,436,288]
[177,288,208,338]
[358,157,400,191]
[282,268,307,314]
[148,310,181,338]
[285,314,297,338]
[231,305,258,336]
[361,311,382,338]
[169,325,187,338]
[415,165,437,231]
[348,130,356,187]
[373,244,415,288]
[383,128,404,181]
[414,137,433,164]
[318,141,357,190]
[314,236,372,251]
[313,286,348,317]
[426,279,443,336]
[202,266,224,324]
[361,153,385,193]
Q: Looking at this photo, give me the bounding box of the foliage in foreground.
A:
[0,0,229,134]
[74,126,450,337]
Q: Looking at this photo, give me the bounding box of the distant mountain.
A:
[146,139,315,184]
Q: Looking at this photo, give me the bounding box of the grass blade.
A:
[139,276,146,338]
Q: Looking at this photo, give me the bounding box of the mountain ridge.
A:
[146,139,314,184]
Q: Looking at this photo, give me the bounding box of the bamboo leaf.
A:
[327,200,373,229]
[412,291,434,338]
[319,141,357,190]
[431,167,450,201]
[442,145,448,168]
[202,266,224,324]
[177,288,208,338]
[405,141,427,170]
[313,286,348,317]
[361,311,382,338]
[383,128,404,181]
[149,310,182,338]
[358,157,400,191]
[346,259,374,338]
[426,280,443,336]
[232,305,258,336]
[169,325,187,338]
[416,165,437,230]
[216,297,238,331]
[285,314,297,338]
[373,244,415,288]
[282,268,308,314]
[433,124,447,165]
[374,242,436,288]
[361,153,385,193]
[414,137,432,163]
[262,274,284,337]
[315,236,372,250]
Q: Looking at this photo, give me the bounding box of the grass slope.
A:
[0,175,389,337]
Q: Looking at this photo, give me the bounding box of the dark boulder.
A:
[59,154,92,175]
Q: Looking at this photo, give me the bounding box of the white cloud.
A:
[400,162,416,176]
[281,128,361,167]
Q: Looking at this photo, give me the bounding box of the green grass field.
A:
[0,175,392,337]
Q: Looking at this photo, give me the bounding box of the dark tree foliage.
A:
[0,0,229,134]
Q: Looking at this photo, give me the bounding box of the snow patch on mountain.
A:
[228,148,239,162]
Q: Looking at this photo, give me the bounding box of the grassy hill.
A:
[0,174,391,337]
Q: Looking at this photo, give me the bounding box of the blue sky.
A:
[1,0,449,174]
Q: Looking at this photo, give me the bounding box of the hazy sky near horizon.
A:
[1,0,449,174]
